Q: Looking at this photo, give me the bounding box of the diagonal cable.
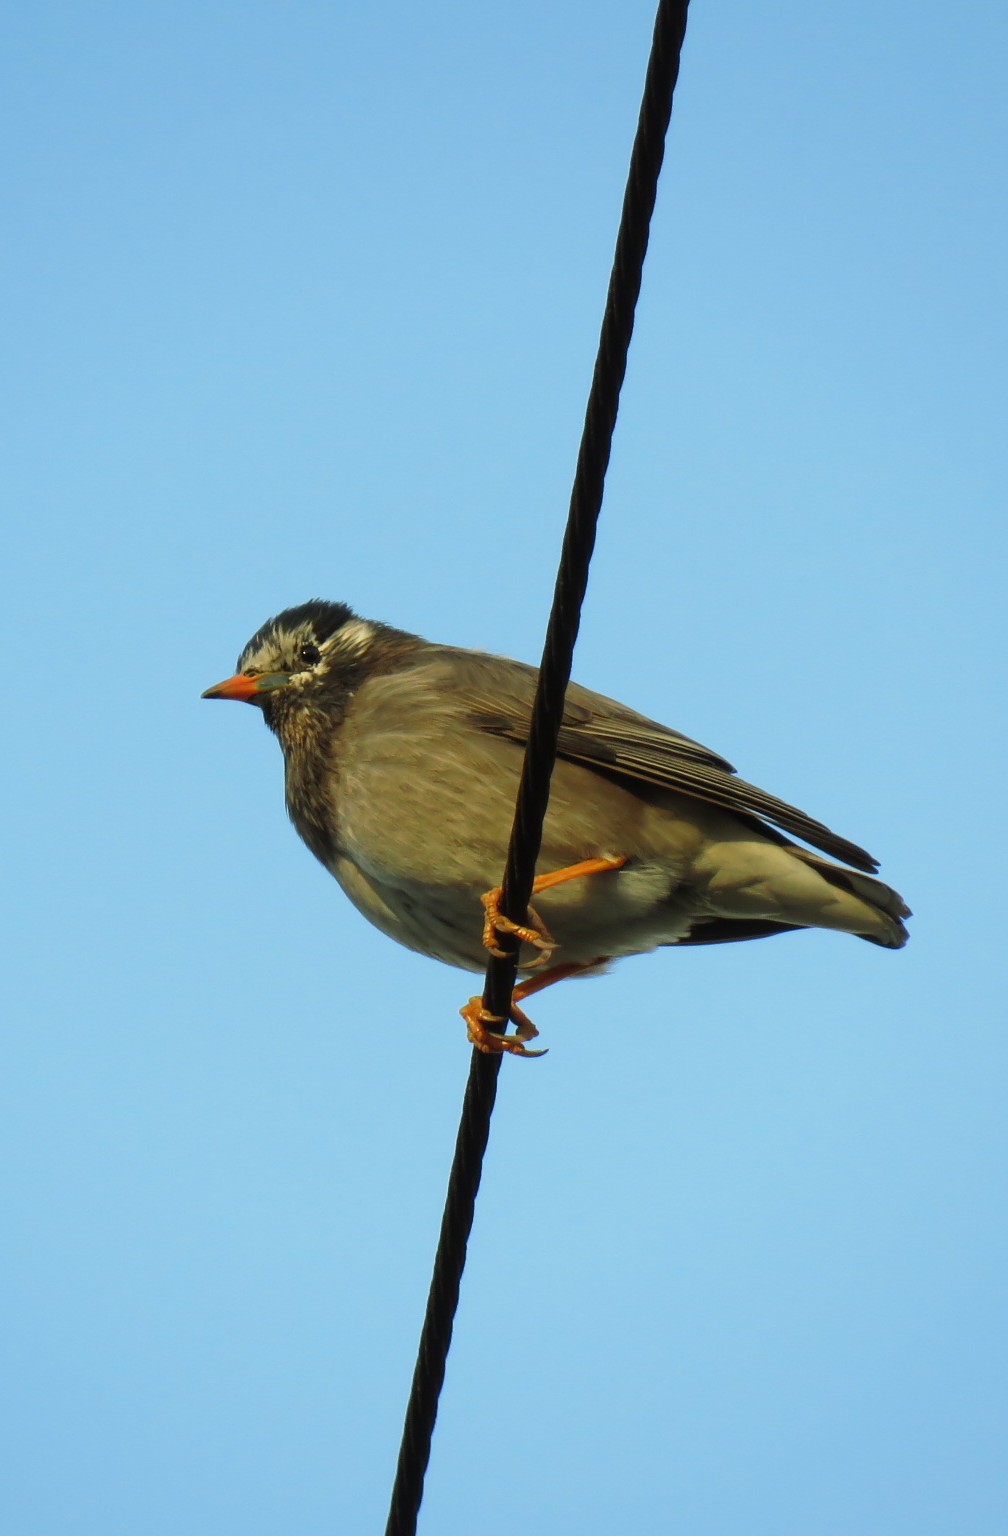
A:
[385,5,690,1532]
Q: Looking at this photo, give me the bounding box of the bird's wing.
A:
[437,649,879,874]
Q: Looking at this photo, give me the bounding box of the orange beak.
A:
[201,671,289,702]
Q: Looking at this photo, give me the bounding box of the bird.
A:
[202,599,910,1056]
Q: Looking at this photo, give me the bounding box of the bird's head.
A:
[202,600,386,736]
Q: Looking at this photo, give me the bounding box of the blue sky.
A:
[3,3,1005,1532]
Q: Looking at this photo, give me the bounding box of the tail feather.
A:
[792,847,911,949]
[690,833,911,950]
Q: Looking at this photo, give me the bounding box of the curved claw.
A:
[480,888,557,966]
[460,997,548,1059]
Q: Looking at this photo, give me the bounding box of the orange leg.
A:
[460,958,611,1059]
[481,855,627,964]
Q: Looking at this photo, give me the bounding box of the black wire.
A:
[384,5,690,1532]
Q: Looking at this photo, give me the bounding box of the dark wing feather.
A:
[446,650,879,875]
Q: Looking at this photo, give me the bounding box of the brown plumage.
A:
[203,600,910,1051]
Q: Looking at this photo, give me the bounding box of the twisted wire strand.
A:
[385,6,690,1531]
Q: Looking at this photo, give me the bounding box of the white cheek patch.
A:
[327,619,375,659]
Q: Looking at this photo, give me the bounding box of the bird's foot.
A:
[479,857,627,964]
[460,997,548,1059]
[459,957,611,1057]
[480,888,557,966]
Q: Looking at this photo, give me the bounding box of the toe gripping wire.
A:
[384,5,691,1532]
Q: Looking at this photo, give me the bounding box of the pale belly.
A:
[327,849,695,973]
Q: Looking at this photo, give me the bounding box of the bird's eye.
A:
[298,641,321,667]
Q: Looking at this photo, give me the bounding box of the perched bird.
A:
[203,600,909,1056]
